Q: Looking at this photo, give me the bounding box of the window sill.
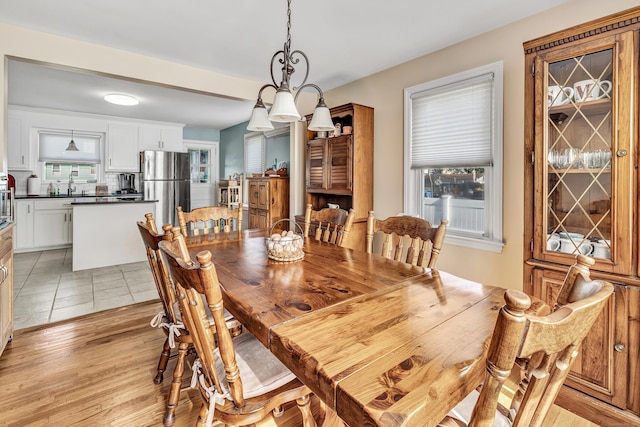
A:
[445,234,504,253]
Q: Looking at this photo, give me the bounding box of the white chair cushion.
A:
[215,332,296,399]
[447,389,511,427]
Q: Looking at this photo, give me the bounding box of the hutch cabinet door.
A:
[248,180,259,209]
[532,32,634,275]
[256,180,270,211]
[532,268,628,409]
[327,135,352,193]
[306,139,327,191]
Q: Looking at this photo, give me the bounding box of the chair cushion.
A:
[446,389,511,427]
[215,332,296,399]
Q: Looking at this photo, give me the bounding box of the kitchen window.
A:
[38,130,102,182]
[403,61,504,252]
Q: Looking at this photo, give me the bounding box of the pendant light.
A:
[66,130,79,152]
[247,0,334,132]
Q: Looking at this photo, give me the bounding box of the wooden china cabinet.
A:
[523,7,640,426]
[300,103,374,250]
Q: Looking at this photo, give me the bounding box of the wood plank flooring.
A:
[0,301,596,426]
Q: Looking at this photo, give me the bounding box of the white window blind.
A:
[410,72,494,169]
[38,131,102,163]
[244,133,265,175]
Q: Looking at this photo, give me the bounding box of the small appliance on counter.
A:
[27,174,41,196]
[117,173,136,194]
[0,173,13,225]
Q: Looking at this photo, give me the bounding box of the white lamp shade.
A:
[247,105,275,131]
[308,105,335,131]
[268,90,301,122]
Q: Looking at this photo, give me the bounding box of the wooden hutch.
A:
[247,177,289,231]
[523,7,640,426]
[298,103,373,250]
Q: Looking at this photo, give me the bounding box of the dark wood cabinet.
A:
[523,7,640,426]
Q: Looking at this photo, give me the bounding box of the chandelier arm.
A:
[270,50,286,87]
[256,84,278,102]
[294,83,325,103]
[289,50,309,91]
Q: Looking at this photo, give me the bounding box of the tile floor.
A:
[13,248,157,330]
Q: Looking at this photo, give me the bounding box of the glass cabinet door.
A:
[534,33,633,274]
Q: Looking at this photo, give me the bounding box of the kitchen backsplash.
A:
[9,170,138,196]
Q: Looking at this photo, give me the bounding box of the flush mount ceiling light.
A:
[247,0,334,132]
[104,93,139,106]
[66,129,79,151]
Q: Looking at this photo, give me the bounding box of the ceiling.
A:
[1,0,570,130]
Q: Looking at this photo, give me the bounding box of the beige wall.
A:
[0,0,637,290]
[324,0,639,289]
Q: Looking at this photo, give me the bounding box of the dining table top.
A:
[186,230,504,426]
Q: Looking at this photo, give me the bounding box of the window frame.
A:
[403,61,504,253]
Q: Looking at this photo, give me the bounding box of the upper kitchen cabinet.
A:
[106,123,139,172]
[7,113,31,171]
[138,124,184,152]
[523,7,640,426]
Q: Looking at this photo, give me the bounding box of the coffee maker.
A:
[118,173,136,194]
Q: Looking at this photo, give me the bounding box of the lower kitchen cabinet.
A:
[15,200,34,250]
[0,224,15,357]
[15,199,72,251]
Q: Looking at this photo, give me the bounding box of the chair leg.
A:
[297,394,317,427]
[196,402,209,427]
[154,337,171,384]
[163,341,189,427]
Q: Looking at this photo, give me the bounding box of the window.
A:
[38,130,102,183]
[243,132,265,202]
[188,148,211,183]
[404,61,504,252]
[244,132,265,176]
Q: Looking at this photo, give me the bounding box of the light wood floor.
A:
[0,301,597,426]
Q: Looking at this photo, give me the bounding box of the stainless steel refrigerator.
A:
[140,150,190,227]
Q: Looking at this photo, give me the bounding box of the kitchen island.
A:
[71,197,156,271]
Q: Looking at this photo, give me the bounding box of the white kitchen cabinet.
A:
[33,199,72,248]
[138,125,184,152]
[7,114,31,171]
[15,199,72,251]
[15,200,34,250]
[107,123,139,171]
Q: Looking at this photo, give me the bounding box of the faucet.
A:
[68,172,76,196]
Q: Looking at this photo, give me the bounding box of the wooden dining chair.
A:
[438,256,614,427]
[366,211,447,268]
[159,228,317,427]
[137,214,242,427]
[176,205,243,237]
[303,203,356,247]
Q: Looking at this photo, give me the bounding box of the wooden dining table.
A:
[186,231,505,426]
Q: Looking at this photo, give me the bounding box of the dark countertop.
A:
[14,194,156,205]
[15,193,144,200]
[70,197,156,205]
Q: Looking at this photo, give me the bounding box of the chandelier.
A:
[247,0,334,132]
